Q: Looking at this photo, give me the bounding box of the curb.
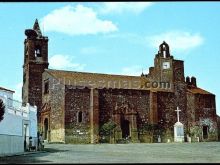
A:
[0,150,47,158]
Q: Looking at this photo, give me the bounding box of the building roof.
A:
[187,87,214,95]
[0,86,15,93]
[45,69,148,90]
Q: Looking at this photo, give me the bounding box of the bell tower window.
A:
[35,46,41,57]
[159,41,170,58]
[163,50,166,58]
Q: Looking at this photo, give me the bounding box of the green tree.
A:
[0,99,5,122]
[100,120,117,136]
[99,120,117,143]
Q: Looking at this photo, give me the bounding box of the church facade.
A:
[22,20,218,143]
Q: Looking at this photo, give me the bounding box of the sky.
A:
[0,2,220,115]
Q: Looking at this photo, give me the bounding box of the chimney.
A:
[186,76,190,85]
[191,76,197,88]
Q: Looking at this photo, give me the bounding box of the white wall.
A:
[0,89,14,107]
[0,135,24,155]
[29,105,38,138]
[0,89,13,100]
[0,90,37,155]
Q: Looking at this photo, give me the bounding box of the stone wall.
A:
[217,115,220,141]
[64,86,91,144]
[194,94,217,141]
[51,81,65,142]
[23,34,49,120]
[186,92,195,127]
[99,88,150,125]
[98,88,150,142]
[157,91,176,142]
[27,63,48,117]
[186,91,218,141]
[41,72,66,143]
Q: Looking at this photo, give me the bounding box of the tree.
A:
[100,120,117,136]
[99,120,117,143]
[0,99,5,122]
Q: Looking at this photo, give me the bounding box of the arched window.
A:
[163,50,166,57]
[78,111,83,123]
[44,80,49,94]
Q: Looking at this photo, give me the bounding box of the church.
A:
[22,19,218,143]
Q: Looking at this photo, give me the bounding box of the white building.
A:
[0,87,37,155]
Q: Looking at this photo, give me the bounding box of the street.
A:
[0,142,220,163]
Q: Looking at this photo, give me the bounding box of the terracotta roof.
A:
[0,86,15,93]
[45,69,151,90]
[187,87,213,95]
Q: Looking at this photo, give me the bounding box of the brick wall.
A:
[194,94,217,141]
[98,88,150,127]
[41,72,65,143]
[64,86,91,143]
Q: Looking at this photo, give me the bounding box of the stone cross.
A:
[175,106,181,122]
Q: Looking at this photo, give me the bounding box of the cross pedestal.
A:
[174,107,184,142]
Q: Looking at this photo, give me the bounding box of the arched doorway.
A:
[121,119,130,138]
[44,118,48,140]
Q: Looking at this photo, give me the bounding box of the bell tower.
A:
[151,41,174,83]
[148,41,185,83]
[22,19,49,119]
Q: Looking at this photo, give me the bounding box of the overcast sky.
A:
[0,2,220,115]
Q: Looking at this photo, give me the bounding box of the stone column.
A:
[112,113,122,143]
[130,113,139,142]
[90,88,99,143]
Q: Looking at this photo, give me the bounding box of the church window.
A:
[44,81,49,94]
[78,111,83,123]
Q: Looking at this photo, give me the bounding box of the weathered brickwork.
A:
[188,92,217,141]
[64,86,91,143]
[99,89,150,125]
[27,64,48,108]
[157,92,176,142]
[22,19,49,121]
[186,77,218,142]
[22,21,218,144]
[217,116,220,141]
[186,92,196,127]
[97,88,149,143]
[40,71,65,143]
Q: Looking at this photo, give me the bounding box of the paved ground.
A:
[0,142,220,163]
